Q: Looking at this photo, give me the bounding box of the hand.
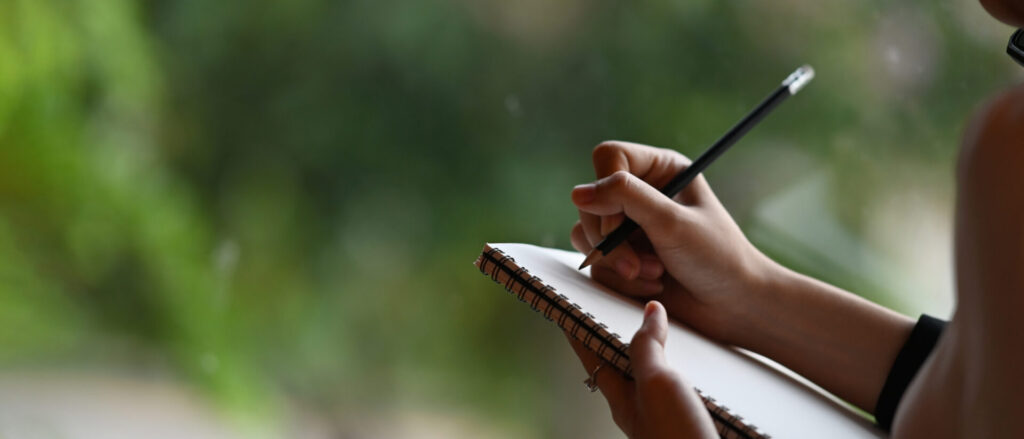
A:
[570,141,915,414]
[570,141,777,343]
[566,301,717,439]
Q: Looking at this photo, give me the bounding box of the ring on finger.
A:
[583,362,604,392]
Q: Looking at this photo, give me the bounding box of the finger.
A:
[564,332,632,407]
[592,265,664,297]
[578,209,602,247]
[627,301,719,437]
[637,253,665,280]
[604,240,642,280]
[572,171,690,239]
[579,209,641,280]
[593,140,679,180]
[601,212,625,236]
[570,222,593,254]
[629,301,670,381]
[599,213,647,279]
[592,140,712,206]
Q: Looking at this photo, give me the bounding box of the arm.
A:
[570,141,913,413]
[730,264,914,412]
[890,83,1024,438]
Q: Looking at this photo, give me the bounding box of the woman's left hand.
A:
[565,301,718,439]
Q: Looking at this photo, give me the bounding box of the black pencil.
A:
[579,65,815,270]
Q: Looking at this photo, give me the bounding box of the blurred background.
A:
[0,0,1020,437]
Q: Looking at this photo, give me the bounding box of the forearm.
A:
[729,263,915,412]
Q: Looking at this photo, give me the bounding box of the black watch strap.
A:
[874,314,947,431]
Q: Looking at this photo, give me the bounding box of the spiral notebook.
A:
[475,243,884,439]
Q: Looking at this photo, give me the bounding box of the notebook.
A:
[475,243,885,439]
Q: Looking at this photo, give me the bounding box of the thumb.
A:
[629,301,670,378]
[572,171,688,239]
[630,301,719,439]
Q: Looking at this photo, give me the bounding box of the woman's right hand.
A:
[570,140,918,414]
[570,141,779,343]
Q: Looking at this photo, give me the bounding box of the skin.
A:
[565,4,1024,437]
[565,302,718,439]
[979,0,1024,26]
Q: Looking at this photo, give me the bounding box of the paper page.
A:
[492,243,884,439]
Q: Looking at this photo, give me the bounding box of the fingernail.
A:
[614,258,636,279]
[572,184,596,204]
[644,301,657,319]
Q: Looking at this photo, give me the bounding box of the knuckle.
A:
[605,170,634,192]
[605,394,625,414]
[657,145,691,165]
[570,223,582,239]
[592,140,625,163]
[606,407,624,428]
[608,404,630,431]
[571,222,588,242]
[643,145,690,172]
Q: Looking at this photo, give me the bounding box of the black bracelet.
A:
[874,314,948,431]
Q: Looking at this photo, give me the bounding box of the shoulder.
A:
[954,84,1024,308]
[948,84,1024,437]
[978,0,1024,27]
[958,83,1024,191]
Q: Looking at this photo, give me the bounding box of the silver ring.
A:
[583,363,604,392]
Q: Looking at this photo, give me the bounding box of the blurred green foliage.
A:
[0,0,1018,435]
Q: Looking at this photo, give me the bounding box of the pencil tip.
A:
[578,251,600,270]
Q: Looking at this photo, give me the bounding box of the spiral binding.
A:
[477,247,632,374]
[476,245,767,439]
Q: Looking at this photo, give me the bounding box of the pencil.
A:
[579,64,815,270]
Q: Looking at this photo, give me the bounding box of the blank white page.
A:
[493,243,883,439]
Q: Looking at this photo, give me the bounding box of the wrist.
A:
[721,254,798,348]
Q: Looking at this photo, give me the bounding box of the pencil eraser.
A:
[783,65,815,94]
